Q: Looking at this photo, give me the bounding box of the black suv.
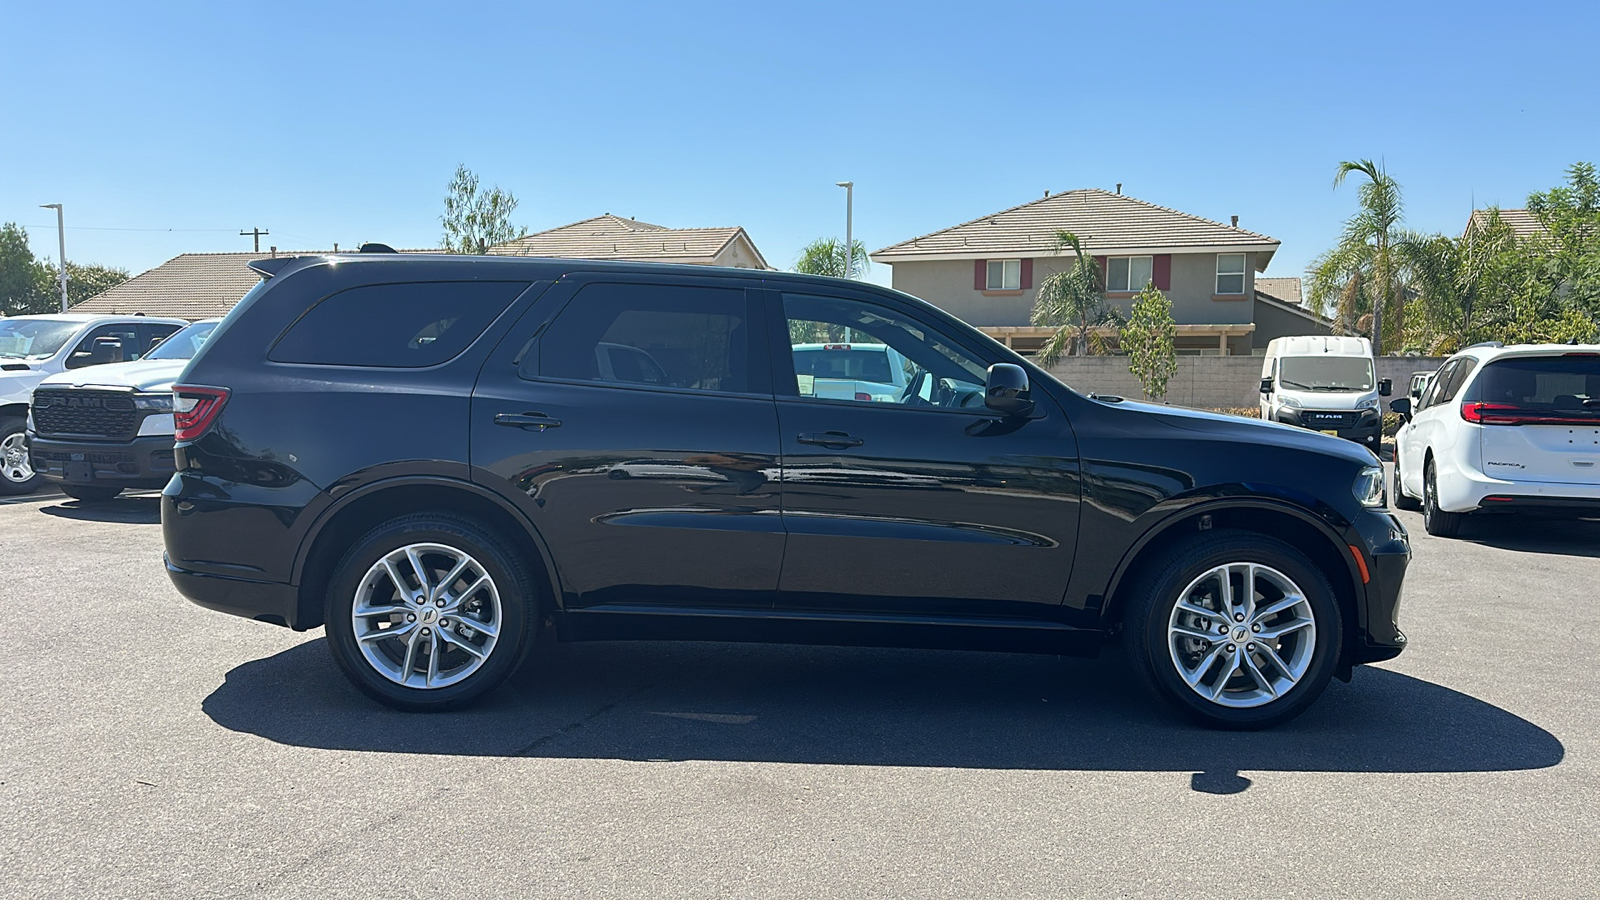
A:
[163,253,1409,728]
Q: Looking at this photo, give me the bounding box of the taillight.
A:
[855,392,872,401]
[1461,400,1597,426]
[172,385,230,441]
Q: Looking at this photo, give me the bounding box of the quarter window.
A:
[985,259,1021,291]
[1106,256,1153,293]
[269,281,525,367]
[531,283,751,394]
[1216,254,1247,294]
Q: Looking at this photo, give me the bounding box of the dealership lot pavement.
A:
[2,477,1597,899]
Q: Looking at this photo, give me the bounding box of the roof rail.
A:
[1462,341,1503,351]
[358,242,397,253]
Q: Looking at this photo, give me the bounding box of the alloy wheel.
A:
[351,542,502,689]
[1166,562,1317,708]
[1,431,34,484]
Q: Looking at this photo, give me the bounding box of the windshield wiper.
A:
[1278,379,1314,389]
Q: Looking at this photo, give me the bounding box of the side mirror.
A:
[1389,397,1412,419]
[984,363,1034,416]
[1259,377,1274,394]
[1378,377,1393,397]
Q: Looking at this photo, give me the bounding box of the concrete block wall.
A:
[1044,356,1449,409]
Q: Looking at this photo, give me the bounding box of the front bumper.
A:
[29,433,177,489]
[1345,509,1410,665]
[1278,408,1383,449]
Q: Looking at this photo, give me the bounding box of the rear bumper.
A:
[29,433,176,489]
[164,553,302,630]
[1437,462,1600,513]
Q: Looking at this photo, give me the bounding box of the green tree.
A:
[1032,230,1122,365]
[1121,284,1177,399]
[1307,159,1406,354]
[0,223,55,316]
[441,164,524,254]
[793,237,869,279]
[63,262,130,308]
[1525,161,1600,317]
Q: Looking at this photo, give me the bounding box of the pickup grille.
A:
[31,389,139,440]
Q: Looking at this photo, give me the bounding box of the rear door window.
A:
[269,281,527,367]
[1469,355,1600,413]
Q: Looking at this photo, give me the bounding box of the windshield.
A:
[1279,356,1375,392]
[145,321,219,361]
[1471,355,1600,413]
[0,319,81,360]
[792,346,895,382]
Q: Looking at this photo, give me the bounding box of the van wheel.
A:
[1392,454,1420,511]
[325,513,536,711]
[1124,530,1342,729]
[61,484,123,503]
[0,418,42,496]
[1422,461,1464,538]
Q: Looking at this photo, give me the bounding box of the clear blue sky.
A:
[3,1,1596,289]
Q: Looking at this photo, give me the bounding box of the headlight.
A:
[1279,396,1302,408]
[1353,465,1385,507]
[1357,396,1379,410]
[134,392,173,410]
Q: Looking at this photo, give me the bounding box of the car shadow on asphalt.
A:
[1449,513,1600,557]
[35,494,161,524]
[201,638,1563,791]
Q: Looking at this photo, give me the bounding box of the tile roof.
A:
[1465,208,1547,240]
[487,214,769,268]
[1254,276,1303,306]
[872,189,1279,263]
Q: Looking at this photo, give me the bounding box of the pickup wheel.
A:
[60,484,123,503]
[1124,530,1342,729]
[324,513,536,711]
[0,418,42,496]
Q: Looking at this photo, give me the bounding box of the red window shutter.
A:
[1153,254,1172,291]
[974,260,987,290]
[1020,258,1033,290]
[1095,256,1107,284]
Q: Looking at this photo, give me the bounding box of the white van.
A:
[1260,335,1392,451]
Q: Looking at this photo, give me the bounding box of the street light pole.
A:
[836,181,854,279]
[39,204,67,312]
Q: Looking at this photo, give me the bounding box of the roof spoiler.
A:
[248,256,301,278]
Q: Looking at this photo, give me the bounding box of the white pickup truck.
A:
[0,313,188,494]
[792,342,912,402]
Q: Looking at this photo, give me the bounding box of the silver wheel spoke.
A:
[431,556,473,604]
[424,631,441,687]
[1256,617,1314,642]
[1176,600,1227,624]
[1252,594,1306,623]
[438,626,490,660]
[1171,624,1217,643]
[1241,650,1278,698]
[405,548,431,597]
[1168,560,1316,709]
[1254,640,1294,682]
[399,629,424,685]
[354,602,410,620]
[1208,649,1240,699]
[442,575,491,613]
[1237,564,1258,621]
[381,558,417,603]
[1181,642,1229,688]
[357,620,416,644]
[351,542,502,690]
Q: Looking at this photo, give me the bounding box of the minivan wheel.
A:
[325,514,535,711]
[1392,454,1420,511]
[1421,461,1464,538]
[1124,530,1342,729]
[0,418,42,496]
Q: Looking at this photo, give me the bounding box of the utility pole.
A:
[240,227,269,252]
[39,204,67,312]
[835,182,854,279]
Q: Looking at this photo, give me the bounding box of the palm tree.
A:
[1396,212,1517,354]
[1032,230,1123,365]
[1307,160,1405,355]
[793,237,870,279]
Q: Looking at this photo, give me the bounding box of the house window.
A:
[985,259,1021,290]
[1106,256,1153,293]
[1216,253,1247,294]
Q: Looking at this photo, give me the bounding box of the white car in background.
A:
[1390,342,1600,536]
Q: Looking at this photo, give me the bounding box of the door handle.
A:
[797,431,863,448]
[494,412,562,430]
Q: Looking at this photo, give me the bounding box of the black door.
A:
[768,289,1081,618]
[471,274,783,610]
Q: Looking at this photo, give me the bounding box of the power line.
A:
[18,223,240,233]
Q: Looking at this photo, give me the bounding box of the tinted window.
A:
[146,321,219,361]
[1417,360,1455,410]
[532,283,750,393]
[1469,355,1600,412]
[1436,358,1478,403]
[270,281,526,367]
[77,324,142,361]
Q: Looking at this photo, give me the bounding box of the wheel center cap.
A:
[421,608,438,624]
[1232,626,1248,642]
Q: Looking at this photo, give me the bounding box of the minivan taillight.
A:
[172,385,230,441]
[1461,400,1597,426]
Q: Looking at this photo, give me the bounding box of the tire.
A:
[1422,459,1465,538]
[1123,529,1343,730]
[60,484,123,503]
[324,513,538,711]
[1392,453,1421,511]
[0,418,42,496]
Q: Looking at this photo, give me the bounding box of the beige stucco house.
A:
[871,189,1327,355]
[488,214,770,269]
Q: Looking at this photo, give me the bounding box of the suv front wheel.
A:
[325,513,536,711]
[1125,530,1342,729]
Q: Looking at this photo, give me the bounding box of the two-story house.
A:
[871,188,1326,355]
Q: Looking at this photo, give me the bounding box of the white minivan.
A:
[1260,335,1392,452]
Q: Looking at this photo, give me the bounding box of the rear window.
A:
[269,281,526,367]
[1469,355,1600,412]
[792,346,894,383]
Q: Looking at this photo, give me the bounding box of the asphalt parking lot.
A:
[2,473,1597,899]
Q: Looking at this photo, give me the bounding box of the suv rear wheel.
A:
[325,513,536,711]
[1125,530,1342,729]
[0,418,41,496]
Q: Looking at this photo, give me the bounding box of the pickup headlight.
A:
[1279,396,1302,408]
[1353,465,1385,507]
[134,392,173,411]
